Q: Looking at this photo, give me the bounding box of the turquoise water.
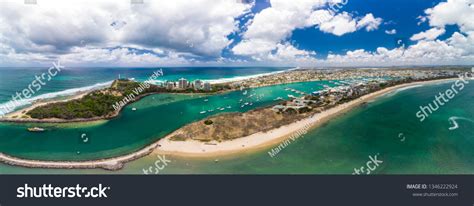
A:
[0,79,334,161]
[0,67,290,112]
[0,79,473,174]
[130,80,474,174]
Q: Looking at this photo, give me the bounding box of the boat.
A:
[27,127,45,132]
[219,108,225,111]
[132,108,137,111]
[200,111,207,114]
[204,99,209,102]
[226,106,232,109]
[81,134,89,143]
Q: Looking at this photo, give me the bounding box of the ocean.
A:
[0,67,290,113]
[0,68,473,174]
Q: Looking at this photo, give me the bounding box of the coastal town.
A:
[0,67,466,123]
[0,66,471,171]
[1,77,217,122]
[160,78,213,92]
[165,68,467,143]
[229,68,462,89]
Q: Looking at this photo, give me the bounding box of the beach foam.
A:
[448,116,474,130]
[207,68,298,84]
[0,81,113,114]
[384,84,423,97]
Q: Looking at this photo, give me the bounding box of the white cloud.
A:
[321,0,474,66]
[318,12,357,36]
[232,0,383,63]
[0,0,115,54]
[425,0,474,32]
[385,29,397,35]
[268,43,316,61]
[2,0,473,67]
[323,39,469,66]
[232,0,325,56]
[0,0,251,65]
[410,28,446,41]
[316,12,382,36]
[315,12,383,36]
[448,32,474,54]
[356,13,383,32]
[120,0,251,57]
[416,15,428,26]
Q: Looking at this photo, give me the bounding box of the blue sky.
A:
[0,0,473,67]
[291,0,445,55]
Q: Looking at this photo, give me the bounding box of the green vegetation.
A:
[26,79,228,120]
[170,109,307,142]
[204,119,214,125]
[27,80,162,119]
[27,92,123,119]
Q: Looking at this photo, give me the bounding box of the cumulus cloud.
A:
[232,0,383,62]
[318,12,357,36]
[120,0,251,57]
[385,29,397,35]
[0,0,251,65]
[356,14,383,32]
[267,43,317,62]
[324,39,468,66]
[317,0,474,66]
[410,28,446,41]
[1,0,473,67]
[0,0,115,54]
[425,0,474,32]
[314,12,383,36]
[232,0,325,57]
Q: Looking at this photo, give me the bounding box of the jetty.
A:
[0,139,163,171]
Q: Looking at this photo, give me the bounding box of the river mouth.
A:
[0,80,334,161]
[0,80,472,175]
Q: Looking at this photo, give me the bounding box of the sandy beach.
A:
[155,78,455,157]
[0,78,455,170]
[2,92,89,119]
[0,138,162,171]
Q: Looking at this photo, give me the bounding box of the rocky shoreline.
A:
[0,78,456,170]
[0,138,162,171]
